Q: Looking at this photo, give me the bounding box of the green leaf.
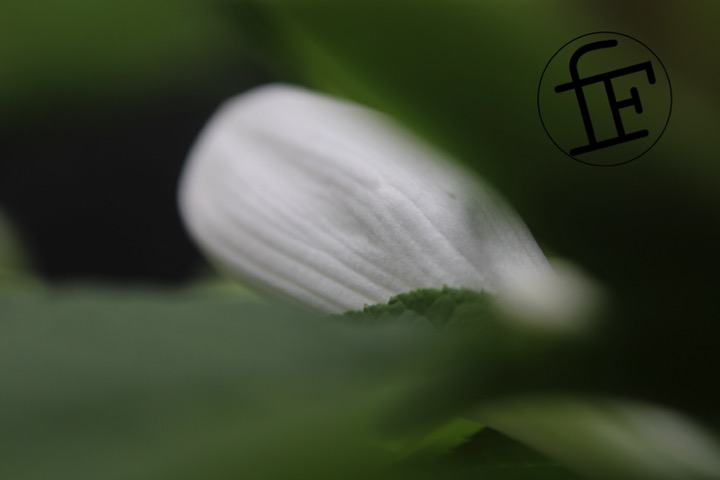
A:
[4,286,717,480]
[0,210,32,284]
[0,0,242,121]
[438,428,583,480]
[470,397,720,480]
[0,285,597,480]
[0,286,438,480]
[337,286,494,329]
[338,288,720,479]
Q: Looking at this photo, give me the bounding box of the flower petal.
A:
[179,84,551,312]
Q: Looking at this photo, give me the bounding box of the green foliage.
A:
[0,210,30,283]
[4,1,720,477]
[0,285,591,480]
[4,286,720,479]
[438,428,580,480]
[0,0,242,122]
[338,286,494,329]
[0,286,411,479]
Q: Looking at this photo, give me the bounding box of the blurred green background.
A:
[1,1,719,479]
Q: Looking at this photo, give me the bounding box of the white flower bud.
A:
[179,84,552,312]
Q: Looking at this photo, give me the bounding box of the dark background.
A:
[0,0,272,282]
[0,74,269,283]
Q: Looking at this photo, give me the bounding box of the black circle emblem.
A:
[538,32,672,167]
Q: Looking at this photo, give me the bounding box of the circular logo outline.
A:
[537,31,673,167]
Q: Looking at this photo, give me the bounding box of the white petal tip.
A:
[179,83,552,312]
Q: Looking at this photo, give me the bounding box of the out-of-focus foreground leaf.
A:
[437,427,582,480]
[0,287,429,480]
[3,286,719,479]
[472,397,720,480]
[0,285,597,480]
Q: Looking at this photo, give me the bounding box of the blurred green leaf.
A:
[438,427,582,480]
[340,287,720,479]
[472,397,720,480]
[0,0,242,121]
[0,209,33,284]
[3,286,718,479]
[0,284,603,480]
[0,286,435,479]
[2,286,580,480]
